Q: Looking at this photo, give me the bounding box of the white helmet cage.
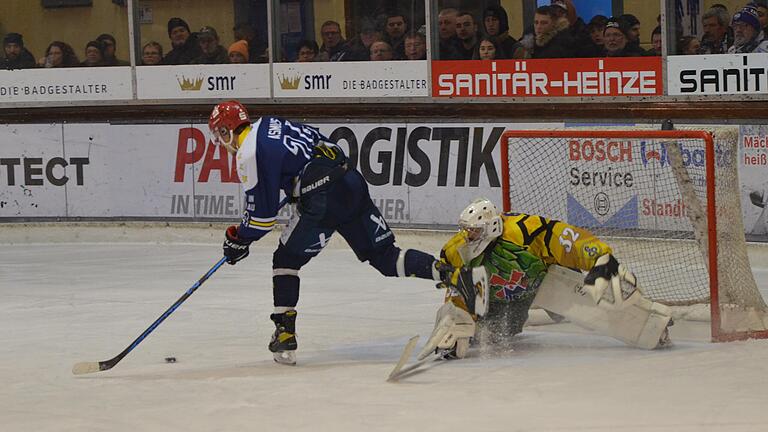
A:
[458,198,503,260]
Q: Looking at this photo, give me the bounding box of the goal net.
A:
[501,128,768,342]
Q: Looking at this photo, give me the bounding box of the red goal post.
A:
[500,129,768,342]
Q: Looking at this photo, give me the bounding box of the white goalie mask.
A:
[458,198,503,261]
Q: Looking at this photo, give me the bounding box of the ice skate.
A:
[269,310,298,365]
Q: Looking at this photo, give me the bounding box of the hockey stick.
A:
[387,335,449,382]
[387,335,420,381]
[72,256,228,375]
[73,198,295,375]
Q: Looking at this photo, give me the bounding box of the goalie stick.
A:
[72,257,228,375]
[387,335,419,381]
[386,336,449,382]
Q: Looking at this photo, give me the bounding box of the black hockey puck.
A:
[164,357,177,363]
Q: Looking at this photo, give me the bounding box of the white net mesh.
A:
[709,128,768,335]
[502,128,768,339]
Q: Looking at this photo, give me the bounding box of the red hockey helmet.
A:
[209,100,251,153]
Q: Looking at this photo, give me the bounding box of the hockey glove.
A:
[580,254,637,304]
[434,260,457,289]
[223,225,252,265]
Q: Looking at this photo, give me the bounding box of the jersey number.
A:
[281,120,317,159]
[283,136,312,159]
[558,227,580,253]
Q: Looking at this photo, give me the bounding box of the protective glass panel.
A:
[137,0,268,66]
[671,2,764,55]
[2,0,130,68]
[273,0,426,62]
[432,0,660,60]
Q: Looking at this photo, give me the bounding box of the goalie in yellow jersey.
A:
[422,198,673,360]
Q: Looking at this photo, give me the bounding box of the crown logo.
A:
[278,73,301,90]
[176,75,204,91]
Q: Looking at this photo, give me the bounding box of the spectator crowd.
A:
[286,10,428,62]
[688,2,768,54]
[3,1,766,70]
[1,17,269,69]
[1,32,130,69]
[436,0,653,60]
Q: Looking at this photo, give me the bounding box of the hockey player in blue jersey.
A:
[209,100,450,365]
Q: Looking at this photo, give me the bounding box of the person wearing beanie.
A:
[228,40,249,63]
[483,5,517,59]
[161,17,202,65]
[81,40,105,67]
[2,32,36,70]
[728,6,768,53]
[603,17,645,57]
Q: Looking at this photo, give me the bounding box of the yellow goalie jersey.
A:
[442,213,612,305]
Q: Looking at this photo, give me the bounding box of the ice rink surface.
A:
[2,228,768,432]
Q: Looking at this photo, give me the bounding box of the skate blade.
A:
[273,351,296,366]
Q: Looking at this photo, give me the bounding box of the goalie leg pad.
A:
[533,265,673,349]
[417,302,476,360]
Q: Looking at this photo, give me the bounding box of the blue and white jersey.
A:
[235,116,331,241]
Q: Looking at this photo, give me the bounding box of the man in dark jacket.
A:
[700,7,733,54]
[192,26,228,64]
[483,5,517,59]
[603,17,646,57]
[383,12,408,59]
[455,11,480,60]
[618,14,646,55]
[332,18,381,61]
[437,8,462,60]
[96,33,130,66]
[161,17,203,65]
[556,0,592,57]
[2,33,36,70]
[525,6,574,58]
[233,23,268,63]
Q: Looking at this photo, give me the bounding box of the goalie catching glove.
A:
[223,225,252,265]
[580,254,637,304]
